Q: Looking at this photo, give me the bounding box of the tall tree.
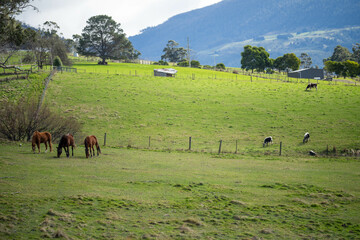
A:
[0,0,37,65]
[352,43,360,63]
[240,45,270,73]
[77,15,139,64]
[31,21,71,69]
[324,45,352,63]
[283,53,300,71]
[299,53,312,69]
[273,56,285,72]
[161,40,186,63]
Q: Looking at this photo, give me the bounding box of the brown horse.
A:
[32,131,52,153]
[57,134,75,158]
[84,135,101,158]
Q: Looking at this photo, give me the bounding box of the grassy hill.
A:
[45,63,360,156]
[1,63,360,239]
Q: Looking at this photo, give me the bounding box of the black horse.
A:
[57,134,75,158]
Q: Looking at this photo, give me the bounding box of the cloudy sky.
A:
[16,0,222,38]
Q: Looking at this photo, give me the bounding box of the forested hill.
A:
[129,0,360,67]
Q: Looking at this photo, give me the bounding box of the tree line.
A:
[159,39,360,78]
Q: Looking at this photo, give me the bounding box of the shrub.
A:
[216,63,226,70]
[0,98,82,141]
[53,56,63,67]
[191,60,200,68]
[178,61,189,67]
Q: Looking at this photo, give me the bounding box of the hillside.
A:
[43,63,360,156]
[129,0,360,67]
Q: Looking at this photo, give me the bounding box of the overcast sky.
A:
[16,0,222,38]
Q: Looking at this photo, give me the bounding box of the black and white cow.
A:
[263,136,273,147]
[306,83,317,91]
[303,132,310,143]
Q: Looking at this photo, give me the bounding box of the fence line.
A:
[97,134,359,157]
[69,67,359,87]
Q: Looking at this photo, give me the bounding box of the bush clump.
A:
[53,56,63,68]
[0,98,82,141]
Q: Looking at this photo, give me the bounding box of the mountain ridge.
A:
[129,0,360,67]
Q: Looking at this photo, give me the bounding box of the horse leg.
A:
[71,146,74,157]
[91,145,95,157]
[44,142,48,153]
[37,141,41,154]
[66,146,70,158]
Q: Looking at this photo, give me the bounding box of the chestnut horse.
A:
[32,131,52,153]
[57,134,75,158]
[84,135,101,158]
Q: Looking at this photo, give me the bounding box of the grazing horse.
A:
[303,132,310,143]
[32,131,52,153]
[306,83,317,91]
[84,135,101,158]
[263,136,273,147]
[57,134,75,158]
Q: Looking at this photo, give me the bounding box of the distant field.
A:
[45,63,360,156]
[0,142,359,239]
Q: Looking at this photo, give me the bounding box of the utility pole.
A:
[187,37,191,68]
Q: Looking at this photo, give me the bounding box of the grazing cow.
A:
[263,136,273,147]
[303,132,310,144]
[309,150,316,156]
[306,83,317,91]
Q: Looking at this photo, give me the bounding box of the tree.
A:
[324,45,352,63]
[0,0,37,66]
[324,61,344,76]
[273,56,285,72]
[241,45,270,73]
[31,21,71,69]
[77,15,139,64]
[161,40,186,63]
[299,53,312,69]
[352,43,360,63]
[283,53,300,71]
[216,63,226,70]
[343,60,360,77]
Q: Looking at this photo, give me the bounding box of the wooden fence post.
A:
[148,136,151,148]
[218,140,222,154]
[326,145,329,155]
[279,142,282,156]
[104,133,107,146]
[235,140,238,154]
[189,137,192,151]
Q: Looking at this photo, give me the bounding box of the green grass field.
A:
[1,62,360,239]
[1,142,360,239]
[46,63,360,156]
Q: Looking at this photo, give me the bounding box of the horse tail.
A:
[94,136,101,154]
[84,137,89,158]
[96,141,101,154]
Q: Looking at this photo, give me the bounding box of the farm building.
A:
[154,68,177,77]
[288,68,324,79]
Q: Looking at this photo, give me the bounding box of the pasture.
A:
[0,142,360,239]
[1,62,360,239]
[46,63,360,156]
